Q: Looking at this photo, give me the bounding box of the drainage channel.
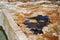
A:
[0,26,8,40]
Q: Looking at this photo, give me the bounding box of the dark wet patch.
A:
[30,29,43,34]
[23,15,50,34]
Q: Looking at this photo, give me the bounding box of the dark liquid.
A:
[23,15,50,34]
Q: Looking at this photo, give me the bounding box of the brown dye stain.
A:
[42,34,58,40]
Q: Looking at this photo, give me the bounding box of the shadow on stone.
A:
[0,26,8,40]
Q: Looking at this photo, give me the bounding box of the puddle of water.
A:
[0,26,8,40]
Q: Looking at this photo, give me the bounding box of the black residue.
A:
[30,29,43,34]
[28,15,50,22]
[23,15,50,34]
[17,24,20,26]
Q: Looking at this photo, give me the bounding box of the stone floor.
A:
[0,26,8,40]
